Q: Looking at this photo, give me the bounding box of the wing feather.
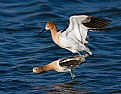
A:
[59,56,85,68]
[65,15,111,44]
[82,16,111,31]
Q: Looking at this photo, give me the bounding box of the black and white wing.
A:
[68,15,111,31]
[81,16,111,32]
[66,15,111,44]
[59,56,85,69]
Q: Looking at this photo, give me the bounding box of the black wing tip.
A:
[89,16,112,24]
[90,16,112,22]
[83,16,112,29]
[88,28,111,32]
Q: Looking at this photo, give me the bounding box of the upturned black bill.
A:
[34,29,46,37]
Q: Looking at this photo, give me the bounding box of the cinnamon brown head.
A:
[33,66,44,73]
[34,21,57,37]
[45,21,57,30]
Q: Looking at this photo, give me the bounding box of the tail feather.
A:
[78,41,92,55]
[85,46,92,55]
[82,54,89,58]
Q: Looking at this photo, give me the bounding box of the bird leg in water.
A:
[69,70,76,79]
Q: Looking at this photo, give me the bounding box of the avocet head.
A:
[34,21,56,37]
[45,21,56,30]
[33,66,44,73]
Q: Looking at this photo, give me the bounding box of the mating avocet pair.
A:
[33,15,111,79]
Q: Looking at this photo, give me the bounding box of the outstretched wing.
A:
[81,16,111,32]
[66,15,111,44]
[68,15,111,31]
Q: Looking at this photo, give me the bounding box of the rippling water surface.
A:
[1,0,121,94]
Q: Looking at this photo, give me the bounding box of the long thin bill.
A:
[34,29,46,37]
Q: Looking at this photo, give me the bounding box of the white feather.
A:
[59,15,93,55]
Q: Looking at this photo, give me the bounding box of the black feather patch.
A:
[82,16,111,31]
[59,56,85,68]
[59,60,81,67]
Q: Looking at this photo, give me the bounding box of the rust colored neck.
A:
[42,62,55,72]
[50,25,60,46]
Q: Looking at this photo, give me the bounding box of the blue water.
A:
[1,0,121,94]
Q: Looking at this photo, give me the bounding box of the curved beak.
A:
[34,29,46,37]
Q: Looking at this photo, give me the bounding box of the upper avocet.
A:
[35,15,111,55]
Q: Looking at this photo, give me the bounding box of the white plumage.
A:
[35,15,111,55]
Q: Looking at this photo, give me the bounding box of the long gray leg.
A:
[69,70,76,79]
[77,51,81,56]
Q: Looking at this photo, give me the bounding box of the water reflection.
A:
[33,80,92,94]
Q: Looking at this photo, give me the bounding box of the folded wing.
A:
[59,56,85,69]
